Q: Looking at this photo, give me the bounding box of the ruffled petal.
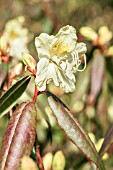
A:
[57,69,76,93]
[35,33,54,59]
[75,42,87,57]
[35,58,59,91]
[52,25,77,56]
[35,57,76,93]
[35,58,49,91]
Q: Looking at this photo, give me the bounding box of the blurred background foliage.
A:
[0,0,113,169]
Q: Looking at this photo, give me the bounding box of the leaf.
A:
[46,91,105,170]
[0,102,37,170]
[0,63,8,88]
[0,76,31,117]
[97,80,108,133]
[88,51,105,105]
[99,126,113,158]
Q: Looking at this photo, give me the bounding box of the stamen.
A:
[71,52,86,72]
[77,54,86,72]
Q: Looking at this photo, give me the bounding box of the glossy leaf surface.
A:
[46,91,105,170]
[0,76,31,117]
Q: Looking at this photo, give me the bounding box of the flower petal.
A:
[10,38,29,59]
[35,58,49,91]
[2,16,31,59]
[57,69,76,93]
[35,58,76,93]
[35,33,54,59]
[75,42,87,57]
[35,58,59,91]
[52,25,77,56]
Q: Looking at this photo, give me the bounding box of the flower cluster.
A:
[35,25,87,93]
[0,16,31,60]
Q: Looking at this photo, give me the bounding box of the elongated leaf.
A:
[88,52,105,105]
[0,76,31,117]
[0,102,37,170]
[99,126,113,158]
[46,91,105,170]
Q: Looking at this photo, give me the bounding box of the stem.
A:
[9,109,13,117]
[35,145,45,170]
[98,160,106,170]
[1,51,10,64]
[27,66,37,76]
[7,75,13,117]
[32,84,39,104]
[7,77,11,89]
[6,55,13,117]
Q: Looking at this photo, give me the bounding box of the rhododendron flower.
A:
[2,16,31,59]
[35,25,87,93]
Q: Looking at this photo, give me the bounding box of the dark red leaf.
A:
[88,52,105,105]
[0,102,37,170]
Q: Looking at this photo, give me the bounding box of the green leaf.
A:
[46,91,105,170]
[0,102,37,170]
[0,76,31,117]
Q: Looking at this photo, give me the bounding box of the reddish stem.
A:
[1,52,10,64]
[9,109,13,117]
[27,66,37,76]
[7,77,11,89]
[36,145,45,170]
[32,84,39,104]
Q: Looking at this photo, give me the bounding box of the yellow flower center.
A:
[52,42,69,57]
[9,31,19,39]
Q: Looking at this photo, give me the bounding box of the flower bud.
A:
[52,150,65,170]
[22,53,36,70]
[43,152,53,170]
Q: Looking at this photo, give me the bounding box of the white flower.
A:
[35,25,87,93]
[2,16,31,59]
